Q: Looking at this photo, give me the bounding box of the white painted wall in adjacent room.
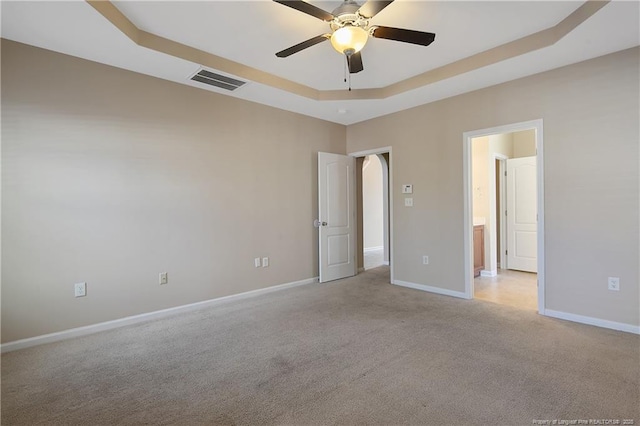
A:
[363,155,384,250]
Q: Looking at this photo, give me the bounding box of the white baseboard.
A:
[1,276,319,353]
[480,270,497,277]
[364,246,384,253]
[544,309,640,335]
[392,279,469,299]
[363,262,390,271]
[383,261,389,265]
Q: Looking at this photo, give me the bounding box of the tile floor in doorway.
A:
[474,269,538,310]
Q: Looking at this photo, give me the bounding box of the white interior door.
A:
[318,152,356,283]
[506,156,537,272]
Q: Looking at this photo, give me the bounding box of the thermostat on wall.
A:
[402,184,413,194]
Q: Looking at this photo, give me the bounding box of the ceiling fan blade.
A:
[272,0,334,22]
[371,26,436,46]
[276,34,330,58]
[348,51,364,74]
[357,1,394,19]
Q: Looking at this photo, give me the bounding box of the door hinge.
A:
[505,210,507,216]
[506,250,508,255]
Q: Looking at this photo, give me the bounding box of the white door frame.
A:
[492,153,508,272]
[349,147,393,283]
[496,156,507,270]
[377,154,390,266]
[463,120,545,314]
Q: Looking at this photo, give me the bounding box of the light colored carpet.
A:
[2,266,639,425]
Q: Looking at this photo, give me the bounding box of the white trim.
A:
[364,246,384,252]
[349,147,393,285]
[393,279,469,299]
[377,154,390,265]
[496,157,507,270]
[534,123,545,314]
[480,270,497,277]
[1,276,319,353]
[463,119,545,315]
[349,147,392,158]
[490,153,508,273]
[544,309,640,335]
[382,261,389,266]
[463,134,473,299]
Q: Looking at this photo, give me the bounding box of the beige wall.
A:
[363,155,384,249]
[348,47,640,327]
[512,129,536,158]
[1,40,345,342]
[472,136,490,225]
[2,39,639,342]
[489,133,514,158]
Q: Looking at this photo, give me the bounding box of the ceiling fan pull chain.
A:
[343,56,347,83]
[346,54,352,91]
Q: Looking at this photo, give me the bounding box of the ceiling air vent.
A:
[190,69,246,91]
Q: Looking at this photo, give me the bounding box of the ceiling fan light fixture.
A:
[330,25,368,55]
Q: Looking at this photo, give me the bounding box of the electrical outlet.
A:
[404,198,413,207]
[423,256,429,265]
[262,257,269,267]
[254,258,262,268]
[607,277,620,291]
[159,272,168,285]
[74,282,86,298]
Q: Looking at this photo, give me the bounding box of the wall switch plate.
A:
[402,184,413,194]
[423,256,429,265]
[74,282,86,297]
[254,258,262,268]
[262,257,269,267]
[159,272,168,285]
[404,198,413,207]
[607,277,620,291]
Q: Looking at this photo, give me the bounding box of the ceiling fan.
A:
[273,0,436,75]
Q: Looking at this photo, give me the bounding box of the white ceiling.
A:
[2,1,639,125]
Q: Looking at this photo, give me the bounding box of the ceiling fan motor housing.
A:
[330,0,370,32]
[333,0,360,15]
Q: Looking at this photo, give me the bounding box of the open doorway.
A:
[463,121,545,313]
[362,154,388,270]
[350,147,392,280]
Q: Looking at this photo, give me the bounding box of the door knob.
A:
[313,220,328,228]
